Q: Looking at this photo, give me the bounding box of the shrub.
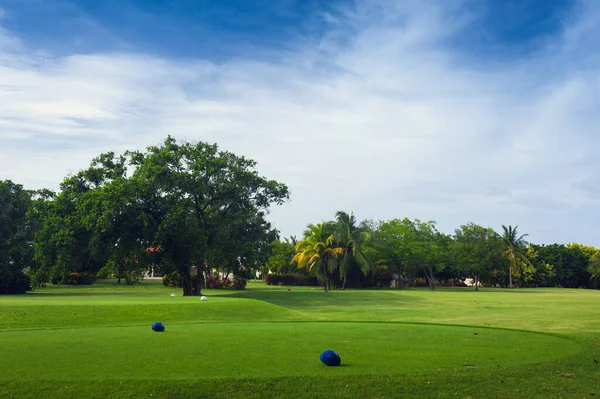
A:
[51,271,95,285]
[0,269,31,294]
[373,270,394,288]
[233,276,247,290]
[66,272,95,285]
[163,273,246,290]
[206,275,222,289]
[264,274,320,286]
[162,272,182,287]
[203,275,247,290]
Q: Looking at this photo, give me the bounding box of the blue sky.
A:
[0,0,598,245]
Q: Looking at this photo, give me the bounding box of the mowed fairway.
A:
[1,281,600,398]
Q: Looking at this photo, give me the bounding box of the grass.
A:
[1,279,600,398]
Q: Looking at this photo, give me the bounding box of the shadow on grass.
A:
[225,287,423,310]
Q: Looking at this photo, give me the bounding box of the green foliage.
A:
[125,136,288,296]
[0,268,31,294]
[27,137,288,296]
[292,212,373,289]
[531,243,592,288]
[452,223,505,291]
[500,225,533,288]
[333,211,372,289]
[0,180,36,294]
[293,222,338,287]
[588,252,600,287]
[265,238,296,274]
[162,272,184,288]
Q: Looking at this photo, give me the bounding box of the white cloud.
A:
[0,0,599,245]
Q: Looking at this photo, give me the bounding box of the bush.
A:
[373,269,394,288]
[66,272,95,285]
[264,274,320,286]
[206,275,224,289]
[233,276,247,290]
[51,271,95,285]
[206,275,246,289]
[162,272,182,287]
[0,269,31,294]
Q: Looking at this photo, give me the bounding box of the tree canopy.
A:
[29,136,289,295]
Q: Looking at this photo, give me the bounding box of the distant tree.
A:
[369,218,413,289]
[293,222,338,289]
[0,180,33,294]
[587,252,600,288]
[453,223,504,291]
[265,238,297,274]
[406,220,447,291]
[531,244,590,288]
[567,243,600,261]
[332,211,372,289]
[500,225,532,288]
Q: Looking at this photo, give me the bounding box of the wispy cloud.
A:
[0,0,599,244]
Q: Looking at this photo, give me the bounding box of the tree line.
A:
[1,136,598,294]
[266,214,600,291]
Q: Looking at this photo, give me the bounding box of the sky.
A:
[0,0,598,245]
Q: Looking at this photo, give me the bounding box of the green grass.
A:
[1,280,600,398]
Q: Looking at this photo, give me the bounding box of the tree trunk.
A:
[474,275,479,291]
[395,265,403,289]
[195,268,203,296]
[509,262,513,289]
[181,268,194,296]
[341,269,348,290]
[425,267,436,291]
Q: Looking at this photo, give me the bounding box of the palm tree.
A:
[292,223,338,289]
[501,225,532,288]
[333,211,372,289]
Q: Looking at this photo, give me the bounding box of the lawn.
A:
[1,280,599,398]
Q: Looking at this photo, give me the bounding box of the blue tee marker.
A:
[152,322,165,332]
[320,350,341,366]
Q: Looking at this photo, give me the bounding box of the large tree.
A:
[32,137,288,295]
[500,225,532,288]
[124,136,289,295]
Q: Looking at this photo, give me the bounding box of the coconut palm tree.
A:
[501,225,532,288]
[292,223,338,289]
[333,211,372,289]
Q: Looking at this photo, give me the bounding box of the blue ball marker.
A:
[320,350,341,366]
